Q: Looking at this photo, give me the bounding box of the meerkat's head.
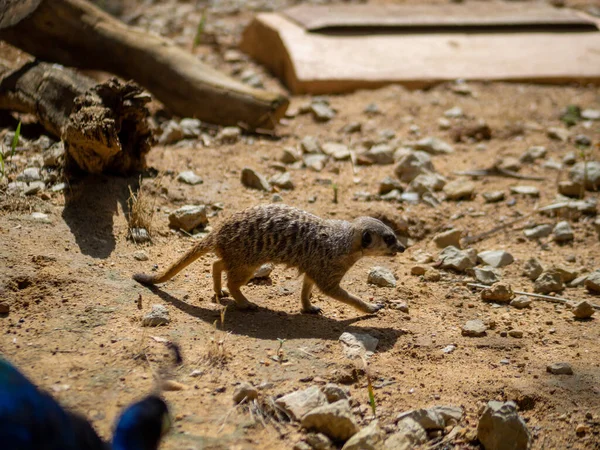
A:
[352,217,405,256]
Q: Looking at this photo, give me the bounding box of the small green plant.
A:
[560,105,581,127]
[0,121,20,179]
[361,355,376,417]
[276,338,286,363]
[193,9,207,48]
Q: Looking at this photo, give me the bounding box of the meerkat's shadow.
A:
[147,286,403,352]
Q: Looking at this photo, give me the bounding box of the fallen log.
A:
[0,56,153,174]
[0,0,288,130]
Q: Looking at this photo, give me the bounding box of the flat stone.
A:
[522,258,543,280]
[572,301,595,319]
[407,172,446,195]
[158,120,184,145]
[322,142,350,160]
[301,400,359,442]
[270,172,294,190]
[129,228,151,243]
[570,161,600,191]
[30,212,50,223]
[311,103,336,122]
[379,176,403,195]
[17,168,42,183]
[558,181,583,197]
[24,181,45,195]
[510,185,540,197]
[510,296,532,309]
[444,106,464,118]
[304,433,334,450]
[433,229,462,249]
[341,420,385,450]
[584,271,600,293]
[394,151,434,183]
[252,263,274,279]
[478,250,514,268]
[384,417,427,450]
[444,179,475,201]
[43,142,65,167]
[301,136,322,154]
[0,302,9,314]
[304,154,328,172]
[508,330,523,338]
[415,137,454,154]
[473,267,499,285]
[133,251,149,261]
[179,118,201,138]
[217,126,241,143]
[581,109,600,120]
[281,147,301,164]
[177,170,203,185]
[481,282,514,303]
[552,265,578,283]
[534,270,564,294]
[553,221,574,242]
[547,127,570,141]
[498,157,522,172]
[241,167,271,191]
[547,362,573,375]
[462,319,487,337]
[477,401,530,450]
[339,332,378,358]
[411,265,426,276]
[142,304,170,327]
[575,134,591,147]
[520,146,547,163]
[524,224,553,239]
[322,384,349,404]
[275,386,327,422]
[439,246,476,273]
[367,266,396,288]
[233,382,258,403]
[168,205,208,232]
[482,191,505,203]
[363,144,394,165]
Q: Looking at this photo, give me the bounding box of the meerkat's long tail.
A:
[133,235,216,285]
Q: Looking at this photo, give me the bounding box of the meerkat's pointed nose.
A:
[393,242,405,253]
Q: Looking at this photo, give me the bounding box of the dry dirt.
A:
[1,0,600,449]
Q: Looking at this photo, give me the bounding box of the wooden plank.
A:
[240,12,600,95]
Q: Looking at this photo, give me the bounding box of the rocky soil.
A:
[1,0,599,449]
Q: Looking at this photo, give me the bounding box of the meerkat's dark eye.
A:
[383,235,396,246]
[362,231,373,248]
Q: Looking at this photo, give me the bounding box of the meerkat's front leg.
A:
[301,275,321,314]
[323,285,384,314]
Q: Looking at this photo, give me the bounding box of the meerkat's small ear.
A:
[361,230,373,248]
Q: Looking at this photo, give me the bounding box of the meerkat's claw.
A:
[302,305,322,315]
[365,302,385,314]
[211,290,230,304]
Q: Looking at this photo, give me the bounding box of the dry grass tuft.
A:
[127,176,160,238]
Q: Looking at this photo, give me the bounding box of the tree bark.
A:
[0,0,288,130]
[0,57,153,174]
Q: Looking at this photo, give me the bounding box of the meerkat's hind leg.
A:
[226,266,259,310]
[211,259,229,303]
[301,275,321,314]
[322,285,384,314]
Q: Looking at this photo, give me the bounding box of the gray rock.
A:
[522,257,543,280]
[477,401,530,450]
[442,345,456,354]
[498,157,522,172]
[251,263,273,279]
[570,161,600,191]
[311,103,336,122]
[142,305,170,327]
[180,118,202,137]
[481,282,514,303]
[322,142,350,160]
[158,120,184,145]
[233,382,258,403]
[133,251,149,261]
[569,274,588,288]
[241,167,271,191]
[342,420,384,450]
[438,118,452,130]
[322,384,349,403]
[217,126,241,143]
[281,147,302,164]
[384,417,427,450]
[363,144,394,165]
[17,167,42,182]
[304,154,328,172]
[473,267,499,285]
[415,137,454,154]
[508,330,523,338]
[30,212,50,223]
[482,191,505,203]
[339,332,378,358]
[524,224,553,239]
[433,229,462,249]
[364,103,380,115]
[558,180,582,197]
[177,170,203,185]
[439,246,476,272]
[43,142,65,167]
[534,270,564,294]
[575,134,591,147]
[407,172,446,195]
[301,400,359,442]
[270,172,294,190]
[510,185,540,197]
[275,386,327,422]
[510,296,532,309]
[462,319,487,337]
[553,221,574,242]
[342,122,362,134]
[572,301,595,319]
[444,106,464,118]
[547,127,570,142]
[379,176,403,195]
[547,362,573,375]
[444,178,475,201]
[129,228,151,243]
[478,250,514,268]
[581,109,600,120]
[585,271,600,293]
[30,135,54,152]
[394,151,434,183]
[301,136,322,154]
[552,265,578,283]
[397,406,463,430]
[304,433,334,450]
[562,151,577,166]
[168,205,208,232]
[293,442,312,450]
[520,146,547,163]
[367,266,396,288]
[24,181,45,195]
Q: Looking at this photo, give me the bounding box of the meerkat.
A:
[133,204,404,314]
